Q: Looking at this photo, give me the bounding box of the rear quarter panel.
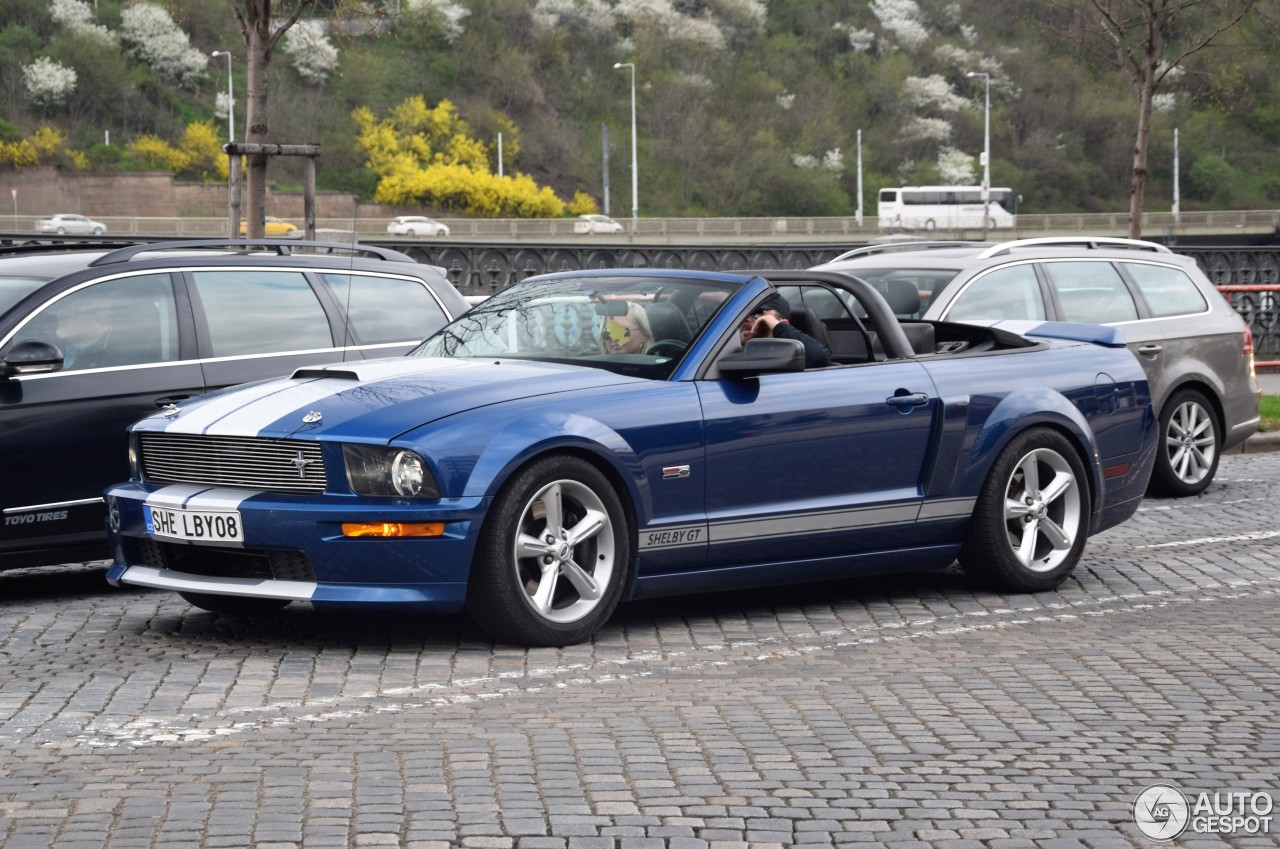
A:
[918,339,1154,534]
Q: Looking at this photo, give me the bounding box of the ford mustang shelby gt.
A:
[105,269,1156,646]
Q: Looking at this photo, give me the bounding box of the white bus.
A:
[878,186,1018,230]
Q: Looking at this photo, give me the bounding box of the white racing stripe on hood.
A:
[202,378,359,436]
[163,380,320,434]
[164,379,353,436]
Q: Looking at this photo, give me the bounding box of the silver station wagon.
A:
[816,237,1262,497]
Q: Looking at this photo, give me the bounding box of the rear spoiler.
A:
[997,320,1129,348]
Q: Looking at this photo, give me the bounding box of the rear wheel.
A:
[959,428,1090,592]
[179,592,290,615]
[467,455,630,646]
[1149,388,1219,497]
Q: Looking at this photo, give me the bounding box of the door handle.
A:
[886,391,929,409]
[1136,343,1163,355]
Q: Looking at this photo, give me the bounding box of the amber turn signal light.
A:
[341,522,445,538]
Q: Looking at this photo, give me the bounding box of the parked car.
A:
[239,217,299,238]
[573,214,623,234]
[386,216,450,237]
[36,214,106,235]
[814,237,1261,497]
[104,268,1155,646]
[0,238,469,570]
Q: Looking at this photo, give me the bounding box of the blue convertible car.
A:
[105,269,1156,646]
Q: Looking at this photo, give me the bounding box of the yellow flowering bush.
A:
[567,191,599,216]
[127,121,227,180]
[355,96,566,218]
[0,126,86,170]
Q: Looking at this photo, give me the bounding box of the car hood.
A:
[142,357,638,441]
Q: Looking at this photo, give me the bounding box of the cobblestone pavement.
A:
[2,453,1278,849]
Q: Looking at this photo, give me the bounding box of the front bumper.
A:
[104,482,491,611]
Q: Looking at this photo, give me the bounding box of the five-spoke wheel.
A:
[468,455,630,646]
[960,428,1089,592]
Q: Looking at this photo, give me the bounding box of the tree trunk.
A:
[1128,83,1153,239]
[244,12,271,241]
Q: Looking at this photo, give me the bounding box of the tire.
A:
[92,227,104,235]
[923,219,936,231]
[959,428,1090,592]
[179,591,291,615]
[56,227,66,234]
[1148,388,1219,497]
[467,455,631,646]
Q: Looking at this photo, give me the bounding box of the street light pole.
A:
[211,51,234,143]
[613,62,638,225]
[967,71,991,233]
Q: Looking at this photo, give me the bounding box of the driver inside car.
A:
[739,294,831,368]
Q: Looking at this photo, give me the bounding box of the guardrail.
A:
[1218,285,1280,368]
[6,208,1280,243]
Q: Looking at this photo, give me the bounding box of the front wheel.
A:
[467,455,631,646]
[959,428,1090,592]
[179,591,291,615]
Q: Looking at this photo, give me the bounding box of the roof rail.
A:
[0,239,132,257]
[825,241,985,263]
[975,236,1172,259]
[88,238,417,267]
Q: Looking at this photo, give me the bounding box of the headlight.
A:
[343,445,440,498]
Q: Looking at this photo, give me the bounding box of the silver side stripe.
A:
[917,497,977,520]
[711,503,920,543]
[638,497,977,551]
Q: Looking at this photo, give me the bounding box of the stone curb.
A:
[1229,429,1280,454]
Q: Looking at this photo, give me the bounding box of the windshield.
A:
[0,278,49,317]
[413,274,737,379]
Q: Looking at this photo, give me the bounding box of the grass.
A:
[1261,394,1280,432]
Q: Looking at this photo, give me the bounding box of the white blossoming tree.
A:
[51,0,113,43]
[282,20,339,85]
[23,57,78,108]
[120,3,208,88]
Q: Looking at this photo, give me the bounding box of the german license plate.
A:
[144,505,243,543]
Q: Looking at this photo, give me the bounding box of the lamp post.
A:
[613,62,638,225]
[966,71,991,232]
[211,51,234,143]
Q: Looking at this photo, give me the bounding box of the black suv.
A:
[0,239,469,569]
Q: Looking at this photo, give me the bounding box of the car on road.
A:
[36,214,106,235]
[0,238,469,570]
[239,217,299,238]
[573,214,623,234]
[386,216,450,237]
[814,237,1261,497]
[104,267,1155,646]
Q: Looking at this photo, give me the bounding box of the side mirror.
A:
[0,340,65,379]
[718,337,806,377]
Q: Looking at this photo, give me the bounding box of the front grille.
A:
[137,539,316,582]
[140,432,327,494]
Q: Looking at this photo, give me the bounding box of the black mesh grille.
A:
[139,539,315,583]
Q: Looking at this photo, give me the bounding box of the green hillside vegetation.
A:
[3,0,1280,217]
